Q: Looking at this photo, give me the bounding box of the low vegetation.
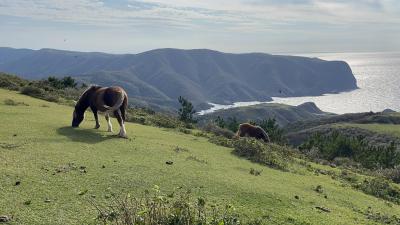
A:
[92,186,264,225]
[0,72,85,104]
[299,131,400,169]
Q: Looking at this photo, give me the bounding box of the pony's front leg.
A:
[114,110,127,138]
[93,110,100,129]
[105,113,113,132]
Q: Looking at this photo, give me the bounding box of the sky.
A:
[0,0,399,54]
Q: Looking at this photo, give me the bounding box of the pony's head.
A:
[72,108,84,127]
[71,86,98,127]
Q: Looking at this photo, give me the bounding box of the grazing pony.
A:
[235,123,270,143]
[72,86,129,138]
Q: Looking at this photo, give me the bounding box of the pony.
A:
[72,85,129,138]
[235,123,270,143]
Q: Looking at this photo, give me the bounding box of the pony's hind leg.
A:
[93,110,100,129]
[114,109,127,138]
[105,113,113,132]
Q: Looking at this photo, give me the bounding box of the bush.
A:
[0,73,28,91]
[356,178,400,204]
[233,138,289,171]
[202,123,235,139]
[209,136,234,148]
[377,166,400,184]
[91,186,268,225]
[299,132,400,169]
[3,99,29,106]
[20,86,44,98]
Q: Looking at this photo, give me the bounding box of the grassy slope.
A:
[336,123,400,138]
[1,89,400,225]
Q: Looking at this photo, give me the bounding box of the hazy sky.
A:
[1,0,399,53]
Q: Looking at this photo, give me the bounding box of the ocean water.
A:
[199,52,400,115]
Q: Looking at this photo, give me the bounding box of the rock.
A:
[13,134,17,137]
[314,185,324,193]
[23,200,32,205]
[315,206,331,212]
[15,181,21,186]
[44,199,51,203]
[78,190,88,196]
[101,165,105,169]
[294,195,299,200]
[0,215,11,222]
[166,161,174,165]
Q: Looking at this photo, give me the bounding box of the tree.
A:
[214,116,225,128]
[47,76,77,89]
[61,76,77,88]
[258,118,285,144]
[178,96,196,123]
[226,116,239,133]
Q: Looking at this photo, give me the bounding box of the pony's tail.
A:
[103,90,126,113]
[120,93,128,121]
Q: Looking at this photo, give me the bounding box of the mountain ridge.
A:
[0,47,358,111]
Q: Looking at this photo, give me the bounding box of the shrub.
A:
[356,178,400,204]
[20,86,44,98]
[233,138,289,171]
[3,99,28,106]
[202,123,235,139]
[377,166,400,184]
[0,73,28,91]
[91,186,267,225]
[209,136,234,148]
[299,132,400,169]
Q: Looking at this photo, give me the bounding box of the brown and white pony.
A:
[235,123,270,143]
[72,86,129,138]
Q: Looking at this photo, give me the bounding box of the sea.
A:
[198,52,400,115]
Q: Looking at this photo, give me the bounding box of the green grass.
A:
[1,89,400,224]
[336,123,400,138]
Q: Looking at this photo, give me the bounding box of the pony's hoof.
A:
[108,129,113,133]
[119,135,128,139]
[95,126,100,129]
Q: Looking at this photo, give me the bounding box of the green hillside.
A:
[336,123,400,138]
[1,89,400,224]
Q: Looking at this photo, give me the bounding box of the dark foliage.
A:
[257,118,286,144]
[232,138,290,171]
[178,96,196,124]
[355,178,400,204]
[299,132,400,169]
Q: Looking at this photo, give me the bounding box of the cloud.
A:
[0,0,398,31]
[0,0,399,53]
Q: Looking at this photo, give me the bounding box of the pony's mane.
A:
[75,85,101,109]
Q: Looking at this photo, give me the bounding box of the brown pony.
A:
[235,123,270,143]
[72,86,129,138]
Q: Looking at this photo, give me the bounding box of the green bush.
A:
[3,99,29,106]
[0,73,28,91]
[209,135,234,148]
[355,178,400,204]
[20,86,44,98]
[233,138,289,171]
[92,186,268,225]
[202,123,235,139]
[299,132,400,169]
